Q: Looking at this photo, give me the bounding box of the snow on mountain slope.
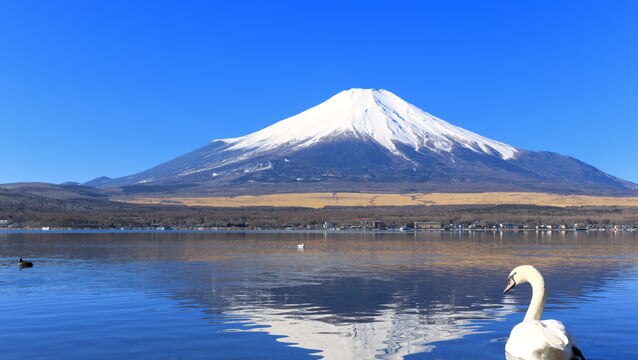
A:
[221,88,518,160]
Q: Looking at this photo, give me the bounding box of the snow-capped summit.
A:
[221,88,518,160]
[85,89,637,195]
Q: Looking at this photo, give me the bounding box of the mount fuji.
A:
[87,89,636,196]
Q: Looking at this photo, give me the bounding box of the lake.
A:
[1,231,636,359]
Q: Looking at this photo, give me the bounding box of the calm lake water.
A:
[1,231,636,359]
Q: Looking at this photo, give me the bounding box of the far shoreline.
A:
[1,227,636,235]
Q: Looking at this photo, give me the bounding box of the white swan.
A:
[503,265,585,360]
[296,243,304,251]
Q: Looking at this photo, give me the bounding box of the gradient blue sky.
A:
[1,1,637,184]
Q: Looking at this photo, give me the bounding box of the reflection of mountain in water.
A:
[229,301,516,359]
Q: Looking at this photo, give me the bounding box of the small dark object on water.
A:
[19,258,33,268]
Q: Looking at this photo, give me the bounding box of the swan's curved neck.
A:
[524,270,546,322]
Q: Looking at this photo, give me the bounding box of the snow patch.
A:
[242,162,273,174]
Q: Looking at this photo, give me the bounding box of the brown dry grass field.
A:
[124,192,638,209]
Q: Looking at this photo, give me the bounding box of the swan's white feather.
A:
[506,319,576,360]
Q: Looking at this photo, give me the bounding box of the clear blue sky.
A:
[1,1,637,184]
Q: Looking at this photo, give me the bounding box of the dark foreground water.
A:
[1,231,637,359]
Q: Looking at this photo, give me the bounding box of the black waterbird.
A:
[19,258,33,268]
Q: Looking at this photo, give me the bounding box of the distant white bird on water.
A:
[503,265,585,360]
[297,243,304,251]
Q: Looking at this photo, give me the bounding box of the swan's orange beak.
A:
[503,277,516,294]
